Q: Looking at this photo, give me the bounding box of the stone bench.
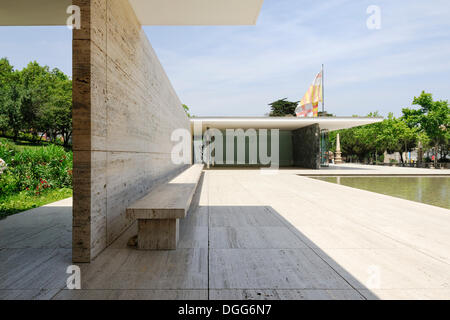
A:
[126,164,204,250]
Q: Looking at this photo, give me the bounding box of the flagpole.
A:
[321,64,325,115]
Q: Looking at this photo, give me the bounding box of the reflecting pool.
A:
[311,176,450,210]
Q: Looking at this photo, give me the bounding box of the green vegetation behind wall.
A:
[211,130,293,167]
[0,138,73,218]
[329,92,449,164]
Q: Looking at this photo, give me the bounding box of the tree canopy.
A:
[268,98,298,117]
[0,58,72,146]
[403,92,449,158]
[329,92,449,164]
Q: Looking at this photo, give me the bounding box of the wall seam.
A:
[105,0,109,248]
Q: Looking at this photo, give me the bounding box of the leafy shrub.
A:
[0,140,72,196]
[0,170,20,194]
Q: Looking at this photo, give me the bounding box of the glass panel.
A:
[320,129,329,167]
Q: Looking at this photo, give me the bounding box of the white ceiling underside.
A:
[191,117,383,132]
[0,0,263,26]
[0,0,71,26]
[130,0,264,25]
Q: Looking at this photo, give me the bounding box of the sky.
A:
[1,0,449,117]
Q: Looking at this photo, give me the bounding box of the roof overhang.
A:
[130,0,264,25]
[0,0,71,26]
[190,117,383,133]
[0,0,264,26]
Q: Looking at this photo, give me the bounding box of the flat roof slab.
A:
[0,0,263,26]
[191,117,383,132]
[0,0,71,26]
[130,0,264,25]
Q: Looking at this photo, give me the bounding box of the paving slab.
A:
[52,289,207,300]
[285,223,404,250]
[210,289,364,300]
[0,198,72,249]
[314,247,450,290]
[210,226,307,249]
[210,206,284,227]
[79,248,208,290]
[177,225,208,249]
[0,289,61,300]
[209,248,354,290]
[360,289,450,300]
[0,248,71,290]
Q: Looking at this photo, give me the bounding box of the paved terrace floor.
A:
[1,165,449,300]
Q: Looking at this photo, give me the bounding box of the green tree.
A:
[379,114,417,163]
[329,112,385,163]
[19,62,53,140]
[0,58,23,141]
[402,91,449,166]
[43,69,72,146]
[329,126,373,162]
[329,112,418,164]
[367,111,382,118]
[268,98,298,117]
[328,93,449,166]
[0,58,13,132]
[0,59,72,146]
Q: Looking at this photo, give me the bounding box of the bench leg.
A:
[137,219,179,250]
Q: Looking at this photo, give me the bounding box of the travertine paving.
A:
[1,165,449,300]
[0,198,72,300]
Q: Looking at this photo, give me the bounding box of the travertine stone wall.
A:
[73,0,190,262]
[292,124,320,169]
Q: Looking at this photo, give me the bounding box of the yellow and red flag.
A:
[296,70,323,117]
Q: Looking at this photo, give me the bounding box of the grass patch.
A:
[0,188,72,219]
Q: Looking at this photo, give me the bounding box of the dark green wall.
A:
[292,124,320,169]
[201,126,321,169]
[212,129,293,167]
